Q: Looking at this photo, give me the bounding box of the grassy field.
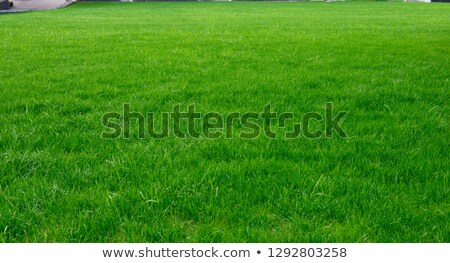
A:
[0,2,449,242]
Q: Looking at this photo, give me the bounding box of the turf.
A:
[0,2,449,242]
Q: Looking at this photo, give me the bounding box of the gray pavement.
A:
[3,0,74,12]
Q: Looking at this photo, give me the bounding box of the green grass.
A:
[0,2,449,242]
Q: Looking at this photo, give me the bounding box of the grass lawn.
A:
[0,2,449,242]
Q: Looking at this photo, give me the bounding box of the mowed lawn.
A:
[0,2,449,242]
